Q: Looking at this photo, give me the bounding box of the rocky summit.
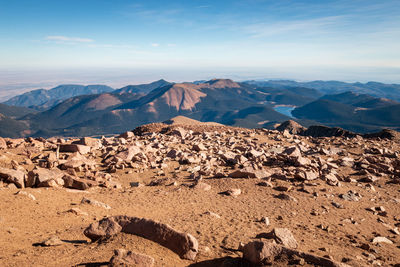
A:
[0,117,399,266]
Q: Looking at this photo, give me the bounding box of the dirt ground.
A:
[0,126,399,267]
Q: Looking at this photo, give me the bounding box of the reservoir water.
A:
[273,106,295,118]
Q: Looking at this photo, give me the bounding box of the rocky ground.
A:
[0,117,399,267]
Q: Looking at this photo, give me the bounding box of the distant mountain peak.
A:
[204,78,241,88]
[154,83,206,111]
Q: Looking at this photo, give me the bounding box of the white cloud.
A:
[151,43,160,47]
[45,35,94,43]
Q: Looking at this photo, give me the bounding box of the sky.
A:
[0,0,399,90]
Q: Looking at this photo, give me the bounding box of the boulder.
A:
[242,240,350,266]
[73,137,101,149]
[229,167,268,179]
[276,120,306,135]
[84,215,198,260]
[115,146,141,162]
[59,144,91,154]
[268,228,298,249]
[192,143,206,152]
[0,167,26,188]
[109,249,154,267]
[28,168,65,187]
[282,146,302,158]
[168,127,186,138]
[62,175,97,190]
[242,240,283,265]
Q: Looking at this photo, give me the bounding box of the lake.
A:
[273,106,295,118]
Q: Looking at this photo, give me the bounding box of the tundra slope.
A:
[0,118,399,266]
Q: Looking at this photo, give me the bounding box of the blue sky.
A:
[0,0,399,84]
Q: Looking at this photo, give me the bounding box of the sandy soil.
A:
[0,125,399,267]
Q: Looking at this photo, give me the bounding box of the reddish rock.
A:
[109,249,154,267]
[28,168,65,187]
[62,175,97,190]
[84,215,198,260]
[229,167,268,179]
[116,146,141,162]
[282,146,302,158]
[74,137,101,149]
[270,228,298,249]
[0,167,26,188]
[242,240,283,265]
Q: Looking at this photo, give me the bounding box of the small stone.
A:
[15,190,36,200]
[331,201,345,209]
[372,236,393,244]
[275,193,297,202]
[130,182,143,187]
[260,217,270,226]
[203,211,221,219]
[81,197,111,209]
[390,228,400,235]
[36,236,64,247]
[67,208,88,216]
[220,188,241,197]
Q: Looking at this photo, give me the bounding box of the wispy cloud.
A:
[45,35,94,43]
[196,5,211,9]
[151,43,160,47]
[242,16,346,38]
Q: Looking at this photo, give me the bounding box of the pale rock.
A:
[192,182,211,191]
[264,228,298,249]
[229,167,269,179]
[81,197,111,209]
[221,188,241,197]
[15,190,36,200]
[36,236,64,247]
[67,208,88,216]
[192,143,206,152]
[372,236,393,244]
[203,211,221,219]
[115,145,141,162]
[242,240,283,265]
[0,167,26,188]
[28,168,65,187]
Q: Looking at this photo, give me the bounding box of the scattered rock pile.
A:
[0,119,399,266]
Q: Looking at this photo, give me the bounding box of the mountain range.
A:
[4,84,114,111]
[0,78,399,138]
[246,80,400,101]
